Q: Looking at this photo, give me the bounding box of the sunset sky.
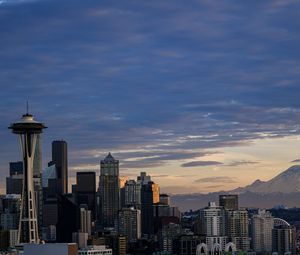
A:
[1,0,300,194]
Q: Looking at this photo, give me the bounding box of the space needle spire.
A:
[9,109,47,244]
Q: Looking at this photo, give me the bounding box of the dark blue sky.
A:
[1,0,300,193]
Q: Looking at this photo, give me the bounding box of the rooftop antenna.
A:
[26,101,29,115]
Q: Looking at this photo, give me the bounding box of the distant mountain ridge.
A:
[171,165,300,211]
[231,165,300,194]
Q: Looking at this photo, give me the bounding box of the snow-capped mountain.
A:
[171,165,300,211]
[232,165,300,194]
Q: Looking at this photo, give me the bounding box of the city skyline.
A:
[1,0,300,194]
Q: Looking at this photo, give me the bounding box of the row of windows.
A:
[78,251,112,255]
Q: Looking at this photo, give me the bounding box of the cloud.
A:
[1,0,300,193]
[0,0,39,5]
[226,160,259,167]
[181,161,223,167]
[194,176,238,184]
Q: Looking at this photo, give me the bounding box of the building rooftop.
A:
[101,152,118,163]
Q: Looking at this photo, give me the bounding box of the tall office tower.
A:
[33,135,42,177]
[141,181,160,237]
[52,140,68,194]
[119,177,127,209]
[42,164,57,192]
[272,218,296,255]
[56,194,78,242]
[0,195,21,231]
[137,172,151,185]
[124,180,141,209]
[219,194,238,210]
[80,207,92,236]
[199,202,227,252]
[76,172,96,220]
[9,112,46,244]
[41,164,58,240]
[159,194,170,206]
[120,187,126,209]
[9,161,23,176]
[99,153,120,228]
[153,203,181,242]
[226,209,250,252]
[118,207,141,243]
[6,161,23,195]
[251,210,274,254]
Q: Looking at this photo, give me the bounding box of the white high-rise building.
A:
[201,202,226,236]
[251,210,274,254]
[80,207,92,236]
[200,202,227,252]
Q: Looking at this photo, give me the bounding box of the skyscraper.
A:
[251,210,274,254]
[272,218,296,255]
[219,195,238,210]
[80,207,92,236]
[99,153,120,228]
[76,172,96,220]
[9,161,23,176]
[56,194,78,242]
[137,172,151,185]
[199,202,227,252]
[159,194,170,206]
[226,209,250,252]
[0,194,21,231]
[118,207,141,243]
[42,164,59,240]
[52,140,68,194]
[124,180,141,209]
[9,112,46,244]
[141,181,160,236]
[33,135,42,178]
[6,161,23,195]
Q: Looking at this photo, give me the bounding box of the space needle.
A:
[9,108,47,244]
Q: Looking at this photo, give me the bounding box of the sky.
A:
[1,0,300,194]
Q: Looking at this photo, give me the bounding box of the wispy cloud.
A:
[1,0,300,192]
[226,160,259,167]
[194,176,238,184]
[181,161,223,167]
[0,0,42,5]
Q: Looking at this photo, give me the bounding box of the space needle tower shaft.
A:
[9,110,47,244]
